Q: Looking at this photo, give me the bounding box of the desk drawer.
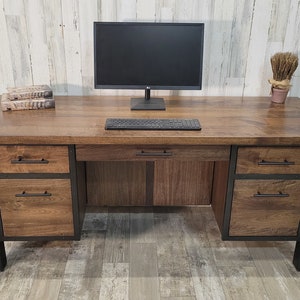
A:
[76,145,230,161]
[229,179,300,236]
[0,145,69,173]
[236,147,300,174]
[0,179,74,237]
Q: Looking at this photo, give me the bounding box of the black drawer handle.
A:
[15,191,52,197]
[258,159,295,166]
[11,156,49,164]
[136,150,173,157]
[254,191,289,198]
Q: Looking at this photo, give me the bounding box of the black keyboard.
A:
[105,118,201,130]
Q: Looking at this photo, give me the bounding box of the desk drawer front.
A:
[0,179,74,237]
[229,179,300,236]
[0,145,69,173]
[236,147,300,174]
[76,145,230,161]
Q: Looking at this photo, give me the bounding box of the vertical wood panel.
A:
[100,0,117,21]
[231,0,254,63]
[174,0,194,21]
[153,161,214,206]
[44,0,68,95]
[136,0,156,20]
[206,0,235,96]
[24,0,50,85]
[283,0,300,52]
[117,0,136,21]
[225,0,254,96]
[61,0,83,95]
[86,161,147,206]
[283,0,300,97]
[3,0,24,15]
[78,0,98,95]
[243,0,273,96]
[269,0,291,43]
[4,0,33,87]
[0,0,14,94]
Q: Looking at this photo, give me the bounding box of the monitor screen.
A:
[94,22,204,110]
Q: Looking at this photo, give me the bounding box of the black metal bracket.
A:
[0,213,7,271]
[293,221,300,271]
[0,241,6,272]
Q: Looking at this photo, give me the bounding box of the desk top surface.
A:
[0,95,300,145]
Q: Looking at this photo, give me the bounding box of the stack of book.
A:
[1,85,55,111]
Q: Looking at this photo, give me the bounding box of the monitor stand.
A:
[131,87,166,110]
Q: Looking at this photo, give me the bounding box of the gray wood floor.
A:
[0,206,299,300]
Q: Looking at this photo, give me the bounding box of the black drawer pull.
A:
[11,156,49,164]
[15,191,52,197]
[258,159,295,166]
[136,150,173,157]
[254,191,289,198]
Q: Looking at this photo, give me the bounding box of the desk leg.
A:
[293,221,300,271]
[0,241,7,271]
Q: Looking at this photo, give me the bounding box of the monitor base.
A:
[131,98,166,110]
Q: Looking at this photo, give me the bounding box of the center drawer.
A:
[0,145,70,173]
[76,145,230,161]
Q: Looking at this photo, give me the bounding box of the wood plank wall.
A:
[0,0,299,97]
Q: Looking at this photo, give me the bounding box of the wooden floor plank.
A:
[58,276,102,300]
[217,266,269,300]
[99,263,129,300]
[82,211,108,231]
[130,210,155,243]
[58,230,105,299]
[27,279,62,300]
[129,243,159,300]
[274,240,300,278]
[103,211,130,263]
[182,208,226,299]
[247,241,300,300]
[155,210,196,298]
[0,241,44,299]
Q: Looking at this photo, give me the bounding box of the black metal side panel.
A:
[0,211,7,271]
[293,221,300,271]
[222,145,238,240]
[69,145,87,240]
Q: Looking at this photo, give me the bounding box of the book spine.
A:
[1,95,55,111]
[8,90,53,100]
[6,85,53,100]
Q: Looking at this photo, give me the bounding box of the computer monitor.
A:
[94,22,204,110]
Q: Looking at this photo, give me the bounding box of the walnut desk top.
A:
[0,96,300,146]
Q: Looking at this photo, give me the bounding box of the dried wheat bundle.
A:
[270,52,298,80]
[269,52,298,89]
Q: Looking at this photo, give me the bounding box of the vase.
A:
[271,88,289,104]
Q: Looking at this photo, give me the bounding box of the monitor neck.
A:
[145,87,151,100]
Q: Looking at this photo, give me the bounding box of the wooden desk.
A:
[1,95,300,271]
